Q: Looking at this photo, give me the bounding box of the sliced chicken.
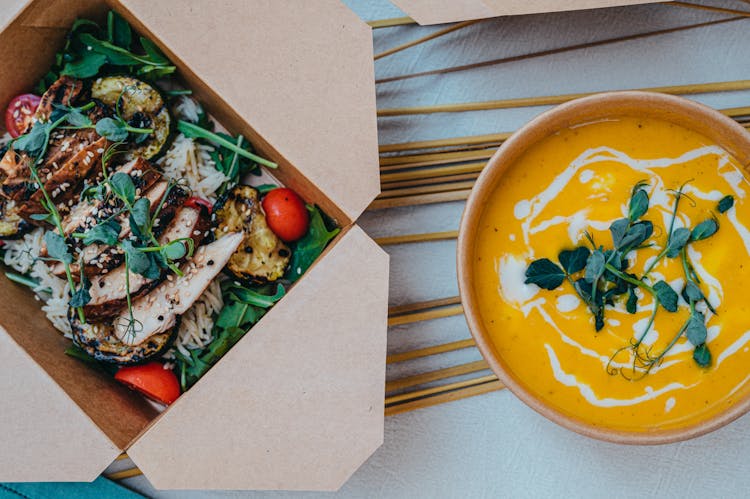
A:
[59,157,161,237]
[70,308,178,365]
[83,205,210,320]
[35,75,85,123]
[113,232,244,346]
[50,180,183,278]
[18,137,108,220]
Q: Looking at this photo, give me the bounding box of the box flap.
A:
[391,0,661,25]
[127,225,388,490]
[0,331,120,481]
[116,0,379,225]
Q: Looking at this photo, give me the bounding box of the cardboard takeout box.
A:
[0,0,387,491]
[390,0,661,25]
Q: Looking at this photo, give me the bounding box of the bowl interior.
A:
[457,91,750,444]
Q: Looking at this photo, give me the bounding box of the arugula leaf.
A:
[584,250,605,284]
[628,186,649,222]
[693,343,712,367]
[717,195,734,214]
[65,345,119,376]
[558,247,590,275]
[110,172,136,204]
[665,227,691,258]
[108,11,132,50]
[178,120,277,169]
[44,232,72,264]
[79,219,121,246]
[685,311,707,345]
[653,281,678,312]
[223,283,286,308]
[140,37,169,65]
[691,219,718,241]
[286,205,340,283]
[30,212,55,224]
[256,184,278,195]
[61,52,108,79]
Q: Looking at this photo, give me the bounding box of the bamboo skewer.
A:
[667,1,750,17]
[374,20,481,60]
[375,230,458,246]
[375,16,746,84]
[385,375,498,405]
[378,80,750,116]
[380,161,486,183]
[379,132,512,154]
[385,360,489,392]
[382,172,481,190]
[106,467,143,480]
[369,189,472,210]
[388,304,464,327]
[376,180,476,199]
[388,296,461,316]
[387,338,476,364]
[367,16,416,29]
[375,230,459,246]
[385,379,504,416]
[380,147,496,168]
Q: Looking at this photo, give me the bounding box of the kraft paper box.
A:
[391,0,662,25]
[0,0,388,491]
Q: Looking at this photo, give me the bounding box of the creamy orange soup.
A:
[473,116,750,431]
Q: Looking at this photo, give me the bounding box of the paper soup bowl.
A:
[457,91,750,444]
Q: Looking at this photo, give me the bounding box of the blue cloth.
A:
[0,477,143,499]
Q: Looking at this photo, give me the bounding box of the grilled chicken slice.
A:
[17,137,108,220]
[78,183,187,277]
[59,157,161,237]
[50,180,186,278]
[35,76,85,123]
[213,185,290,283]
[83,205,211,320]
[113,232,243,346]
[70,308,178,365]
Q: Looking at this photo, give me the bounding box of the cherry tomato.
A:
[114,362,181,405]
[184,196,213,214]
[261,188,309,242]
[5,94,41,138]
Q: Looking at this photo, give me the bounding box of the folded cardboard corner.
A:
[390,0,662,25]
[0,0,386,491]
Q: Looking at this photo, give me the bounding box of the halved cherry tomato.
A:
[261,187,309,242]
[114,362,181,405]
[184,196,213,214]
[5,94,41,138]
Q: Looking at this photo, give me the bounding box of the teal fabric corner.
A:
[0,477,144,499]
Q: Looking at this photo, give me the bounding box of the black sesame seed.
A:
[157,315,164,321]
[207,259,214,266]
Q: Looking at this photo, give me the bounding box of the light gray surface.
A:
[116,1,750,497]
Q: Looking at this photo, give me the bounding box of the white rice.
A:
[3,97,229,355]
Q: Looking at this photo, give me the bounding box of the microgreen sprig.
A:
[524,180,727,378]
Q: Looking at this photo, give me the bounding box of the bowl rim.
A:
[456,90,750,445]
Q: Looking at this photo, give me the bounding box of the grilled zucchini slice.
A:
[0,199,31,239]
[91,76,171,160]
[70,308,177,365]
[213,185,291,283]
